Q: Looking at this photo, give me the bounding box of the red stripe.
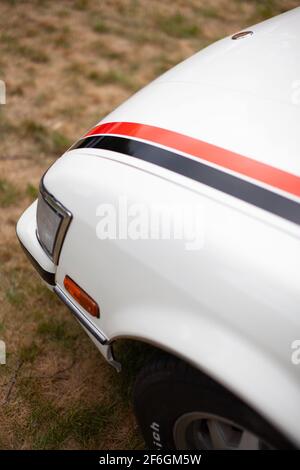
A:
[85,122,300,198]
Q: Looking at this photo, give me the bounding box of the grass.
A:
[198,6,222,19]
[0,115,16,135]
[17,46,50,64]
[0,34,50,63]
[74,0,90,11]
[87,69,137,91]
[152,54,183,77]
[37,319,78,349]
[19,343,40,363]
[30,400,113,449]
[0,0,299,451]
[21,120,71,155]
[155,12,200,38]
[26,183,38,200]
[0,179,19,208]
[10,85,24,97]
[91,41,123,61]
[6,285,25,307]
[7,336,148,449]
[50,131,72,154]
[239,0,292,23]
[92,19,109,34]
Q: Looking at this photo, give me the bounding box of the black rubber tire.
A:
[133,354,294,450]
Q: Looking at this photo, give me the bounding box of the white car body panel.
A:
[99,7,300,176]
[16,8,300,446]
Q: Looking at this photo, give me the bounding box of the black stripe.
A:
[73,135,300,226]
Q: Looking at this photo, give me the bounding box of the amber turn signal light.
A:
[64,275,100,318]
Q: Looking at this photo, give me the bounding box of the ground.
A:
[0,0,299,450]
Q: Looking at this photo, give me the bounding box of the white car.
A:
[17,8,300,450]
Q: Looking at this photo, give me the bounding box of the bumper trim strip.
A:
[54,285,108,345]
[17,237,56,286]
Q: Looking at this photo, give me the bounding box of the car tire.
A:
[133,354,293,450]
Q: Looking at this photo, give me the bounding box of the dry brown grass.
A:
[0,0,299,450]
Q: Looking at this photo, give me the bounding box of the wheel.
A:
[133,355,293,450]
